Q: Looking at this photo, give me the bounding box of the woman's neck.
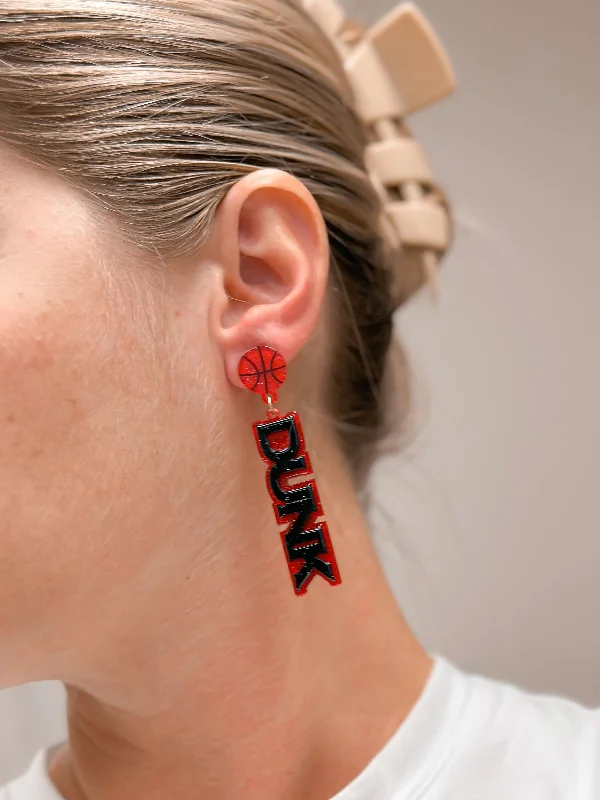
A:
[49,439,433,800]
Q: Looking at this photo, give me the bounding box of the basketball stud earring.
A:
[238,345,342,596]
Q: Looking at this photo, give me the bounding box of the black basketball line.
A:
[258,346,267,374]
[258,346,268,391]
[240,354,261,391]
[268,348,278,372]
[272,348,285,385]
[265,348,276,392]
[240,355,261,376]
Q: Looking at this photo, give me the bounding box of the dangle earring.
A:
[238,345,342,596]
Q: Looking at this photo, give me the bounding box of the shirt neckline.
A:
[330,654,470,799]
[16,655,469,800]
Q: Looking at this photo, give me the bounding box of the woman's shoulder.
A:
[454,656,600,739]
[434,656,600,798]
[332,655,600,800]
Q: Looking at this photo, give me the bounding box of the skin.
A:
[0,144,432,800]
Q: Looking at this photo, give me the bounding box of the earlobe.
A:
[211,169,329,392]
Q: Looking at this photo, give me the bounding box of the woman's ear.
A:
[208,169,330,391]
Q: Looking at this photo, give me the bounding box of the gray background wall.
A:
[1,0,599,784]
[366,0,600,705]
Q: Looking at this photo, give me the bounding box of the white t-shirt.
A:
[1,654,599,799]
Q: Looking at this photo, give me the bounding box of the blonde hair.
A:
[0,0,423,484]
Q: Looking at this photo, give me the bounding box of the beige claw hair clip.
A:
[301,0,456,305]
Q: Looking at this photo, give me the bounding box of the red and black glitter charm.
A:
[238,344,287,403]
[238,345,342,596]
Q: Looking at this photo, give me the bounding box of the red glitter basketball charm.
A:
[238,345,287,403]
